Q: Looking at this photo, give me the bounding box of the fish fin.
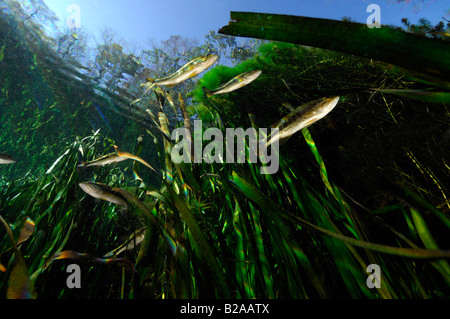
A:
[202,86,213,97]
[282,102,294,112]
[279,136,291,145]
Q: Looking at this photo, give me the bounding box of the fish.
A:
[203,70,262,97]
[140,54,219,93]
[265,96,340,147]
[79,182,128,209]
[0,153,16,164]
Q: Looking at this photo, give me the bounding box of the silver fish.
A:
[265,96,340,147]
[79,182,128,209]
[0,153,16,164]
[79,146,158,177]
[203,70,262,97]
[78,152,128,168]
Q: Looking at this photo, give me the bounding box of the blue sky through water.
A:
[42,0,450,46]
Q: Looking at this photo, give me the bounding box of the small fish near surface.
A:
[0,153,16,164]
[79,182,129,209]
[203,70,262,97]
[265,96,340,147]
[141,54,219,93]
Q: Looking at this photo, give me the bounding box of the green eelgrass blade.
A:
[232,199,255,298]
[302,126,395,297]
[158,111,173,184]
[301,128,334,197]
[113,188,158,225]
[410,208,450,285]
[30,210,76,283]
[131,220,159,298]
[296,178,381,297]
[248,203,275,298]
[249,162,329,297]
[266,215,308,298]
[302,127,367,240]
[301,127,349,213]
[411,208,442,251]
[230,171,450,259]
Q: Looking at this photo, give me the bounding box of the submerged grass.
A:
[1,14,450,299]
[1,89,449,298]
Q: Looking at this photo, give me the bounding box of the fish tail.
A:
[143,82,156,96]
[77,162,87,172]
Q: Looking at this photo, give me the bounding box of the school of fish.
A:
[2,53,339,209]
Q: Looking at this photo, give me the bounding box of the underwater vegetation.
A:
[1,8,450,300]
